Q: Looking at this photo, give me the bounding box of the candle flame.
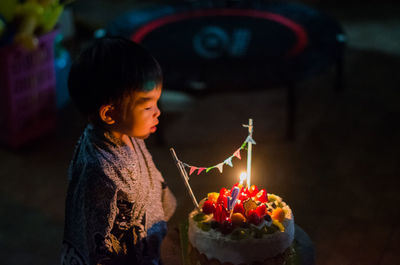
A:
[239,172,247,185]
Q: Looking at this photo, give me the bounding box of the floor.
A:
[0,1,399,265]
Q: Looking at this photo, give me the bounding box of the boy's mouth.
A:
[150,125,157,133]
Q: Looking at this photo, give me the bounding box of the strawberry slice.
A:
[255,204,267,218]
[255,189,268,203]
[247,209,261,225]
[219,187,230,196]
[214,205,228,223]
[217,194,228,208]
[202,200,215,214]
[238,188,250,201]
[233,202,245,215]
[248,185,259,197]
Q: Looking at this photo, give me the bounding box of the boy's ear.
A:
[99,104,116,125]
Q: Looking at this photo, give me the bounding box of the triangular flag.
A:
[206,167,213,173]
[197,168,206,175]
[216,163,224,173]
[224,157,233,167]
[233,149,241,160]
[245,135,256,145]
[189,166,197,175]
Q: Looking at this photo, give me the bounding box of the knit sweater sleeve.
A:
[84,167,119,265]
[162,184,177,221]
[136,139,177,221]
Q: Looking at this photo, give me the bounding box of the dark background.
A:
[0,1,399,264]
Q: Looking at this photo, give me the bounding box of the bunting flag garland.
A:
[225,157,233,167]
[245,135,256,145]
[178,133,256,175]
[233,149,241,160]
[189,166,198,176]
[170,119,255,209]
[216,163,224,173]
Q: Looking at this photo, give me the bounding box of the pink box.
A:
[0,31,58,148]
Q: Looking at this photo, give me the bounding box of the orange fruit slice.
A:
[271,208,285,222]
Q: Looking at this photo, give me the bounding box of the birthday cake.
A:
[188,183,295,265]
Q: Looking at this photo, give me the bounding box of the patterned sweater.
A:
[61,124,176,265]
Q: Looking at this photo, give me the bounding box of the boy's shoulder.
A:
[70,125,138,181]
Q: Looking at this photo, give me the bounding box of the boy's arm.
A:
[162,181,177,221]
[137,139,176,221]
[84,169,119,265]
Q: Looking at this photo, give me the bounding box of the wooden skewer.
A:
[170,148,199,209]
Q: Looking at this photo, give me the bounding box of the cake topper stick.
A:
[170,148,200,209]
[243,118,253,188]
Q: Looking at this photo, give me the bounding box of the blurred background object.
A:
[0,1,399,265]
[106,1,346,139]
[0,30,58,148]
[0,0,72,148]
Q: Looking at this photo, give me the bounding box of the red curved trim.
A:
[131,9,308,57]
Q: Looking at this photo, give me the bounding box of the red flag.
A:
[189,167,197,175]
[197,168,206,175]
[233,149,241,160]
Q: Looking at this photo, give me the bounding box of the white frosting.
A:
[188,194,295,265]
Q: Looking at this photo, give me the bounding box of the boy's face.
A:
[115,86,162,139]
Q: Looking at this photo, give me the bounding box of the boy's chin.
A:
[135,133,151,140]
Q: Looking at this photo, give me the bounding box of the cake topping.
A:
[231,213,246,226]
[243,198,257,216]
[248,185,259,197]
[207,192,219,203]
[255,204,267,218]
[271,208,285,223]
[231,228,249,240]
[214,204,228,223]
[221,218,234,234]
[202,200,215,215]
[255,189,268,203]
[219,187,230,196]
[217,189,229,208]
[264,213,273,226]
[247,209,262,225]
[217,195,228,209]
[233,203,245,215]
[264,213,272,222]
[272,219,285,232]
[197,183,289,237]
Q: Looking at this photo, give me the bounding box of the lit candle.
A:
[239,172,247,186]
[246,119,253,187]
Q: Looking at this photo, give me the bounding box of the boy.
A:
[61,37,176,265]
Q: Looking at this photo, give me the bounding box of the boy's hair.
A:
[68,37,162,122]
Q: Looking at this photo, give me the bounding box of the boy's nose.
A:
[154,106,161,118]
